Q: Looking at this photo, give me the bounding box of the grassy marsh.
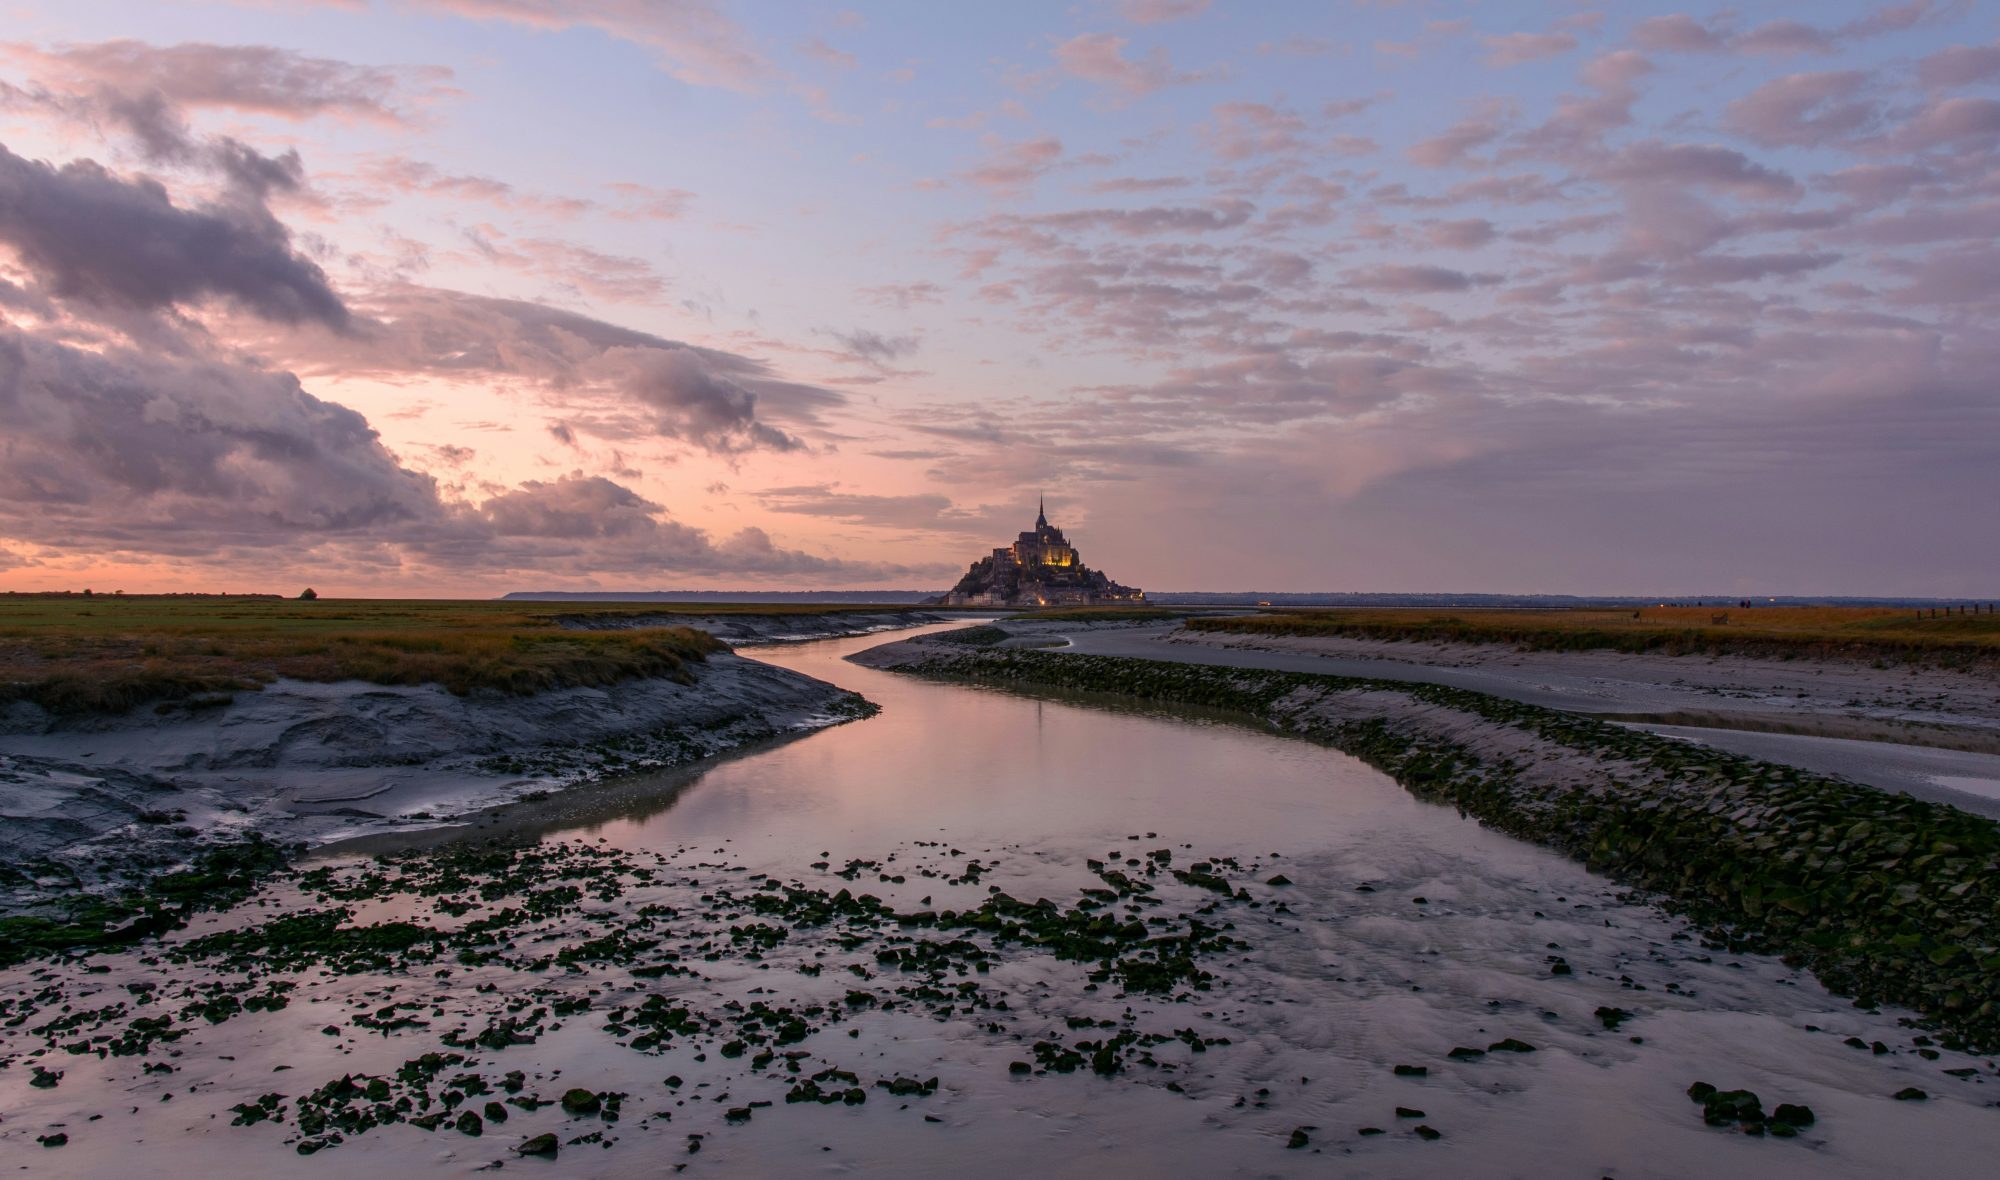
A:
[0,596,919,713]
[1189,605,2000,664]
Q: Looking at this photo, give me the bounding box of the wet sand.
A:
[1048,623,2000,816]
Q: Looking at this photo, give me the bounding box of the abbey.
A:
[936,500,1144,608]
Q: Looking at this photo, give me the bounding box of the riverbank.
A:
[856,633,2000,1052]
[1030,621,2000,812]
[0,601,936,909]
[0,652,871,909]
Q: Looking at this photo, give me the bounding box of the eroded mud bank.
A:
[0,652,870,907]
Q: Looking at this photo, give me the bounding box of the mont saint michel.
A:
[936,500,1144,607]
[4,2,1997,1177]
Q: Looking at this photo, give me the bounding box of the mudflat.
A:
[1042,621,2000,811]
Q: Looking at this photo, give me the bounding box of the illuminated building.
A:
[937,498,1144,607]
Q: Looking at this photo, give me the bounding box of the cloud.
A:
[1425,218,1497,249]
[1629,5,1947,59]
[1732,21,1836,57]
[1818,163,1934,206]
[1118,0,1211,24]
[857,282,943,309]
[1197,102,1307,161]
[478,474,670,538]
[1483,32,1578,67]
[954,135,1065,195]
[1089,175,1192,194]
[403,0,767,91]
[757,485,979,533]
[1892,96,2000,150]
[0,39,454,124]
[1631,14,1726,53]
[0,323,437,539]
[596,348,804,452]
[1889,244,2000,306]
[1407,112,1505,167]
[459,224,668,302]
[831,328,920,365]
[1595,140,1800,200]
[1723,71,1876,147]
[1344,263,1499,293]
[356,156,597,218]
[1028,200,1256,236]
[0,141,348,326]
[798,36,857,71]
[1918,42,2000,89]
[604,181,695,221]
[255,286,834,452]
[1052,32,1202,99]
[1668,251,1841,284]
[0,324,904,581]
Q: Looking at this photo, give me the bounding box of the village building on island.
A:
[935,499,1144,607]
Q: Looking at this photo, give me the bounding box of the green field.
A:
[1188,605,2000,663]
[0,595,909,714]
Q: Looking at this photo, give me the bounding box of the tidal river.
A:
[6,622,1997,1177]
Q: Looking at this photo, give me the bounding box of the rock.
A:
[483,1100,508,1123]
[455,1111,483,1136]
[726,1107,753,1124]
[1395,1106,1426,1119]
[1447,1046,1486,1060]
[1488,1038,1536,1053]
[1287,1128,1310,1149]
[1266,874,1292,886]
[1414,1125,1442,1141]
[38,1133,68,1148]
[1008,1061,1033,1074]
[1894,1087,1929,1101]
[1393,1064,1428,1077]
[1771,1102,1815,1127]
[1358,1126,1385,1136]
[560,1087,601,1115]
[1694,1088,1765,1128]
[1594,1006,1631,1030]
[516,1132,558,1157]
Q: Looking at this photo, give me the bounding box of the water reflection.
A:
[571,624,1419,884]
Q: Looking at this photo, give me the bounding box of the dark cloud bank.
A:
[0,124,903,585]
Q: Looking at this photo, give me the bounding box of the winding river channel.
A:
[7,622,1999,1177]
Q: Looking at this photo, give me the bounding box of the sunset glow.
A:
[1,0,1995,596]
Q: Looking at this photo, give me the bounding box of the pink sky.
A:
[0,1,1995,596]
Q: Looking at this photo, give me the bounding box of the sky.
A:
[0,0,1996,597]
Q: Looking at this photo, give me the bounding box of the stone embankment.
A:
[856,634,2000,1051]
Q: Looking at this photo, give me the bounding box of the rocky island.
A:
[935,500,1144,608]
